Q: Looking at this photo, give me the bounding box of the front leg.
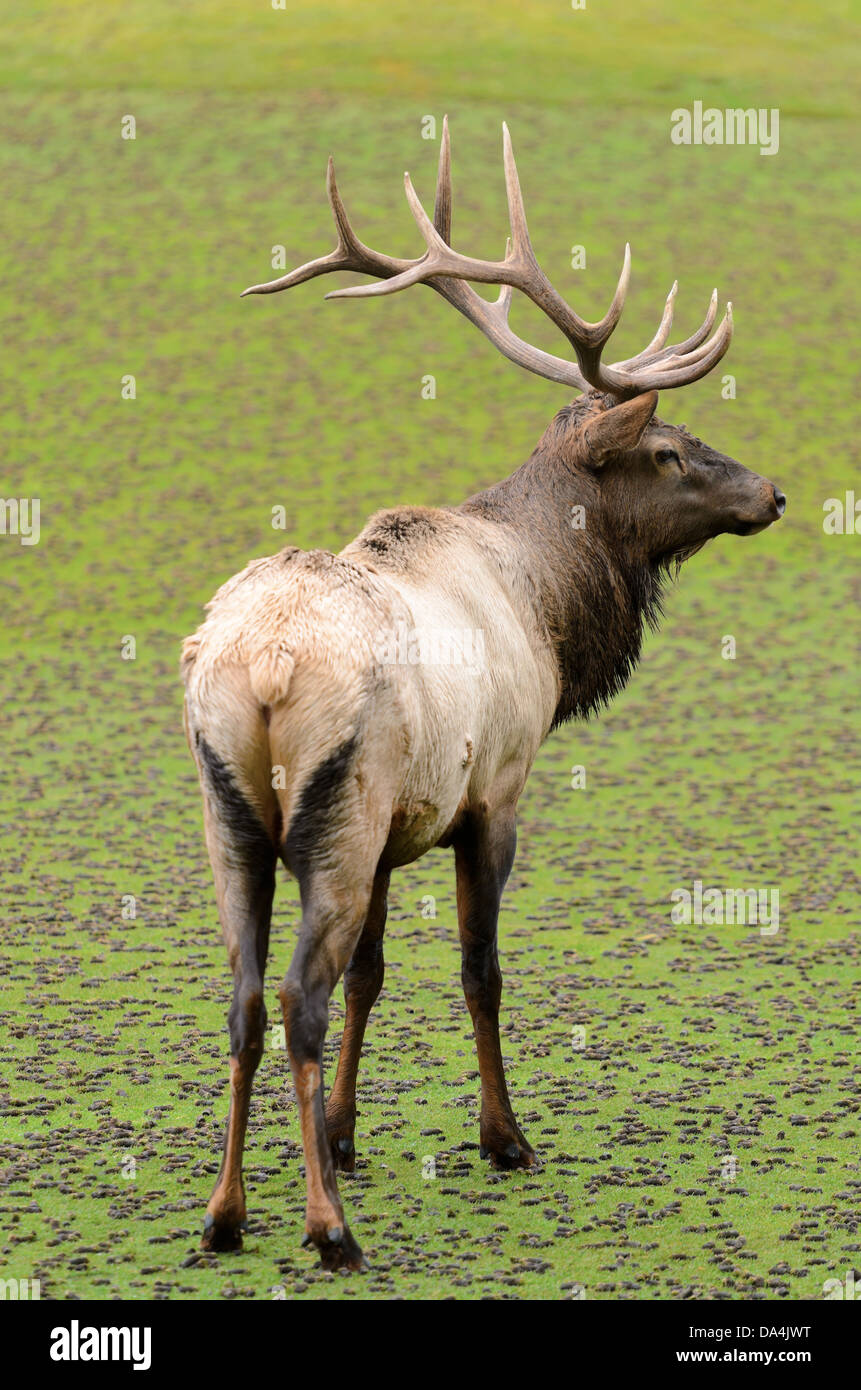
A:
[453,806,537,1170]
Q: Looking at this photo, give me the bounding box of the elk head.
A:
[241,117,785,563]
[561,391,785,565]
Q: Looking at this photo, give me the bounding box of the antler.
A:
[242,118,733,400]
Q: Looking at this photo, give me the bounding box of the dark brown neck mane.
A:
[459,419,668,727]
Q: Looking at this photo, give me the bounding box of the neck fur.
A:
[459,439,668,727]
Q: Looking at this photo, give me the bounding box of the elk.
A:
[181,120,784,1271]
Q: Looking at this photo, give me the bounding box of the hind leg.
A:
[270,703,402,1268]
[196,750,276,1252]
[325,869,389,1173]
[279,863,383,1272]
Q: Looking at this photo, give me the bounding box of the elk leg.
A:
[279,872,377,1272]
[325,869,389,1172]
[199,792,276,1252]
[454,807,537,1170]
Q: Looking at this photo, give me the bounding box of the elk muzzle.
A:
[728,476,786,535]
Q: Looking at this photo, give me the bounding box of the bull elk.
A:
[181,120,784,1271]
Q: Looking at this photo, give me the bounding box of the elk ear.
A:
[583,391,659,466]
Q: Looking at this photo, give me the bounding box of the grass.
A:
[0,2,858,1300]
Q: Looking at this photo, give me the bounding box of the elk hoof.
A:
[305,1222,366,1272]
[201,1211,246,1252]
[480,1136,540,1171]
[329,1134,356,1172]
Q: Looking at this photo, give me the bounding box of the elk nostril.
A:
[772,487,786,516]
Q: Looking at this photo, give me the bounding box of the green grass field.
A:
[0,2,858,1301]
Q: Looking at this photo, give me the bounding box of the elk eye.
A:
[655,447,679,465]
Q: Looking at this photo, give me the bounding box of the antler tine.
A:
[614,281,678,365]
[654,286,718,361]
[326,154,366,259]
[495,239,514,316]
[501,122,631,362]
[607,303,733,395]
[240,246,344,298]
[241,157,412,297]
[323,173,454,300]
[328,162,522,302]
[614,286,717,371]
[647,302,733,379]
[653,304,730,373]
[500,121,533,265]
[434,114,452,244]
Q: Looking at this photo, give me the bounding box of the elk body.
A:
[181,121,784,1271]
